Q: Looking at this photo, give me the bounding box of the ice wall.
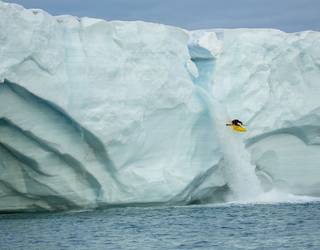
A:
[205,29,320,197]
[0,1,222,211]
[0,1,320,212]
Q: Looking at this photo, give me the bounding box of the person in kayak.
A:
[226,119,244,127]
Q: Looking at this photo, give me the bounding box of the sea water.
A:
[0,202,320,250]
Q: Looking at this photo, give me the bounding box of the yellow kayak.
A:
[231,124,247,132]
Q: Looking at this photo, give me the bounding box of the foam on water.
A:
[211,190,320,207]
[253,189,320,204]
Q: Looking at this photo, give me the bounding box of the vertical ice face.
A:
[189,30,263,201]
[0,2,223,211]
[212,29,320,136]
[1,2,320,212]
[209,29,320,198]
[189,28,320,201]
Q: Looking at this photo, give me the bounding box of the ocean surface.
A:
[0,202,320,250]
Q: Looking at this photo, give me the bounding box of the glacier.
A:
[0,1,320,212]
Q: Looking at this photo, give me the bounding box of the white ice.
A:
[0,1,320,211]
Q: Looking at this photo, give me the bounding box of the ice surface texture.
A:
[0,1,320,211]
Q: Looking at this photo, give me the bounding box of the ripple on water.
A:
[0,202,320,249]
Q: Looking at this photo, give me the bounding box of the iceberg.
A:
[0,1,320,212]
[208,28,320,197]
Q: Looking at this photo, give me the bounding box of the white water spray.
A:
[212,100,263,201]
[195,85,263,201]
[189,38,264,202]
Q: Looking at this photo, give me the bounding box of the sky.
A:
[4,0,320,32]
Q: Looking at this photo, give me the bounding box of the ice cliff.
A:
[0,1,320,212]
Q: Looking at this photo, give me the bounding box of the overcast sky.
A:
[5,0,320,32]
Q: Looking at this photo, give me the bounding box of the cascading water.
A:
[212,103,263,201]
[189,37,263,201]
[1,2,320,212]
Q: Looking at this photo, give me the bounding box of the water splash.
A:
[189,41,263,202]
[212,103,263,201]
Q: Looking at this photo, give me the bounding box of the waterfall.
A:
[212,103,263,201]
[189,38,263,202]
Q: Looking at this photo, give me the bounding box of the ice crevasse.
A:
[0,1,320,212]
